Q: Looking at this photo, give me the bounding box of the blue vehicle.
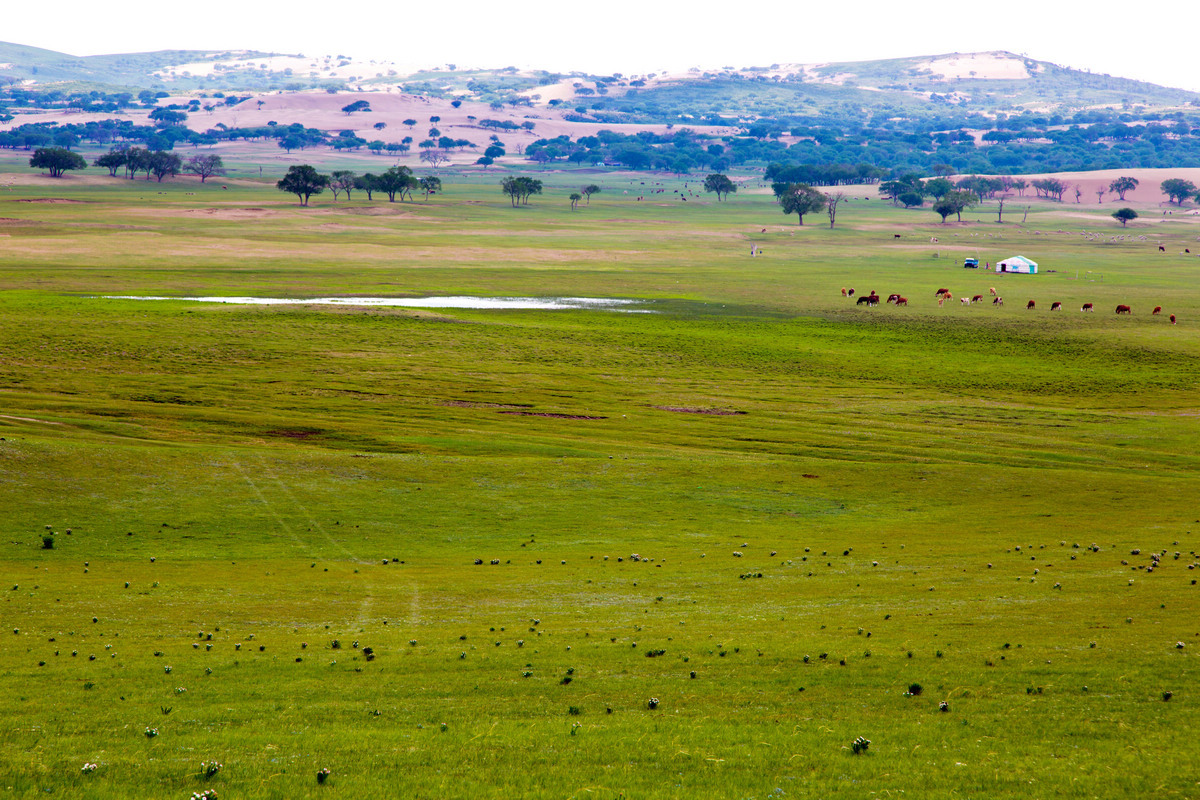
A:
[963,257,979,268]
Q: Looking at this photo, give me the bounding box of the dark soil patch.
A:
[264,428,324,439]
[653,406,747,415]
[444,400,533,409]
[499,411,606,420]
[16,198,89,204]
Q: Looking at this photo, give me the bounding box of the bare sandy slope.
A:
[2,90,733,167]
[961,167,1200,208]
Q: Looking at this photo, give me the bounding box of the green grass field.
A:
[2,164,1199,799]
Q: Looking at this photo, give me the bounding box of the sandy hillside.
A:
[961,167,1200,208]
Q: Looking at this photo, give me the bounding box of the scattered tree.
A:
[376,166,415,202]
[184,154,225,183]
[94,149,127,177]
[898,191,924,208]
[501,176,543,207]
[825,191,846,229]
[149,151,182,182]
[420,149,451,169]
[580,184,601,204]
[1161,178,1197,205]
[276,164,329,206]
[773,183,825,225]
[702,173,736,201]
[29,147,86,177]
[569,192,582,210]
[1109,176,1138,201]
[1112,207,1138,227]
[418,175,441,201]
[329,170,357,200]
[341,100,371,115]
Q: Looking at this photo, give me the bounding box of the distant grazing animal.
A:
[989,287,998,296]
[930,237,939,243]
[1116,304,1132,314]
[1051,302,1062,311]
[1159,245,1165,252]
[761,228,767,233]
[894,233,901,239]
[856,295,874,306]
[959,296,970,306]
[896,297,908,306]
[1170,314,1176,324]
[1153,306,1162,315]
[935,288,950,297]
[1081,303,1093,312]
[993,297,1004,306]
[1026,300,1036,310]
[841,287,848,297]
[847,288,855,297]
[971,294,983,304]
[886,293,901,304]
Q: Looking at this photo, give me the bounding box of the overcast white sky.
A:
[5,0,1199,92]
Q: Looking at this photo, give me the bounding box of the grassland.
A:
[2,161,1199,799]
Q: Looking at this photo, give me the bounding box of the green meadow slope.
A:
[1,167,1198,798]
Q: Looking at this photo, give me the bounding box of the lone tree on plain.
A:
[703,173,736,201]
[342,100,371,115]
[184,154,225,183]
[580,184,601,204]
[1109,176,1139,201]
[1161,178,1197,205]
[1112,207,1139,227]
[276,164,329,206]
[30,147,86,177]
[773,182,825,225]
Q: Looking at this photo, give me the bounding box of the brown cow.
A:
[1051,302,1062,311]
[1027,300,1036,310]
[971,294,983,304]
[886,293,901,304]
[841,287,848,297]
[935,288,950,297]
[896,297,908,306]
[1170,314,1177,324]
[993,296,1003,306]
[847,288,855,297]
[1081,303,1093,312]
[989,287,998,296]
[1153,306,1162,315]
[1116,305,1132,314]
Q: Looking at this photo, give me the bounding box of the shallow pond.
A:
[105,296,650,311]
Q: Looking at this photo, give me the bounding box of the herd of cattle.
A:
[840,287,1175,323]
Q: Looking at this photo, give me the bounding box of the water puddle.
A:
[105,296,651,312]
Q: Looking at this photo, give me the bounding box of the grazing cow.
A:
[935,288,950,297]
[989,287,998,296]
[886,293,901,304]
[1081,303,1093,312]
[761,228,767,233]
[1153,306,1162,315]
[893,233,901,239]
[856,295,874,306]
[930,237,939,243]
[971,294,983,304]
[993,297,1004,306]
[841,287,848,297]
[961,296,971,306]
[847,288,855,297]
[1116,304,1132,314]
[1026,300,1036,310]
[896,296,908,306]
[1051,302,1062,311]
[1170,314,1177,324]
[1158,245,1165,252]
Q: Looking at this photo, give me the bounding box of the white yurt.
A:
[997,255,1038,274]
